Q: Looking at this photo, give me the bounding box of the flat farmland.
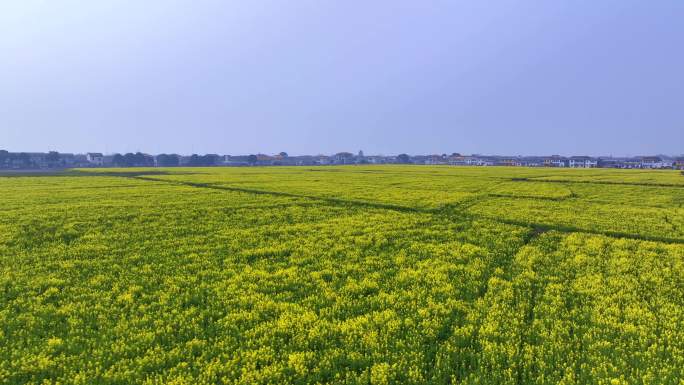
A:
[1,166,683,384]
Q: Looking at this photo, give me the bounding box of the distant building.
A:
[424,155,447,165]
[284,155,314,166]
[521,157,545,167]
[221,155,249,166]
[462,156,493,166]
[316,156,332,165]
[497,158,522,167]
[641,156,670,169]
[544,156,567,167]
[622,158,642,169]
[447,154,464,165]
[333,152,355,164]
[597,157,618,168]
[364,156,385,164]
[674,157,684,170]
[86,153,104,166]
[568,156,598,168]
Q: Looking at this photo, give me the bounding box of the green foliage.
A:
[1,166,683,384]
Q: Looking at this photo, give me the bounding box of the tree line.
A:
[0,150,63,168]
[0,151,243,168]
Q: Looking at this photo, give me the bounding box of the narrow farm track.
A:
[131,175,426,214]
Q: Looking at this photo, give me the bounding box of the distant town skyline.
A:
[2,1,683,156]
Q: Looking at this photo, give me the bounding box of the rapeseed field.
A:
[1,166,683,384]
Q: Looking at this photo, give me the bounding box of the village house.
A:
[568,156,598,168]
[314,156,331,165]
[494,158,508,166]
[332,152,355,164]
[640,156,671,169]
[425,155,447,165]
[364,156,386,164]
[447,154,466,165]
[282,155,313,166]
[255,154,275,165]
[86,153,104,166]
[497,158,522,167]
[544,156,567,167]
[597,158,619,168]
[622,158,642,168]
[598,157,643,169]
[220,155,249,166]
[465,156,493,166]
[521,157,545,167]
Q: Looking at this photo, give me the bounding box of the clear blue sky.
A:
[1,1,682,156]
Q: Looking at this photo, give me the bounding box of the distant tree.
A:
[134,152,145,166]
[333,152,355,164]
[0,150,8,168]
[116,152,153,167]
[112,153,125,167]
[134,152,153,167]
[334,152,354,159]
[43,151,61,168]
[247,154,258,165]
[397,154,411,164]
[123,153,137,167]
[279,152,288,158]
[17,152,32,168]
[46,151,60,163]
[156,154,180,167]
[187,154,201,166]
[155,154,166,167]
[186,154,217,167]
[203,154,219,166]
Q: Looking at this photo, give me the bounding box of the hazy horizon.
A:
[2,1,682,156]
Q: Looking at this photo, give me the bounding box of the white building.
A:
[86,153,104,166]
[568,156,598,168]
[641,157,671,169]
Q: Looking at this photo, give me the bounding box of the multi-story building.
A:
[568,156,598,168]
[641,156,671,169]
[86,153,104,166]
[544,156,567,167]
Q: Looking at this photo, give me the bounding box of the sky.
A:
[1,1,682,156]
